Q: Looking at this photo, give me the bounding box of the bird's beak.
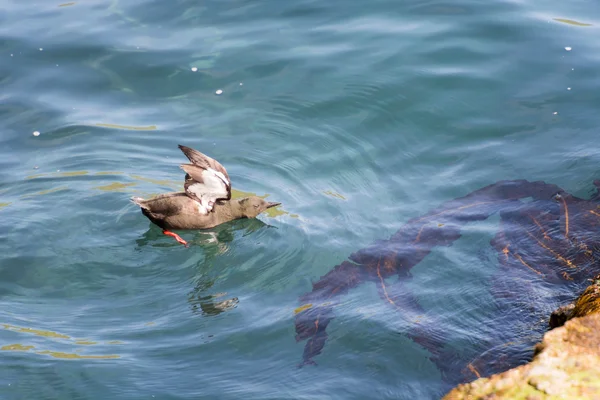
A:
[266,201,281,209]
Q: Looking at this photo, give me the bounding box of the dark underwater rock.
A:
[443,276,600,399]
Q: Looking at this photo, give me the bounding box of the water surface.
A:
[2,0,600,398]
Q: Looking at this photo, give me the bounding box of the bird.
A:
[130,144,281,246]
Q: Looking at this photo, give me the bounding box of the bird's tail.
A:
[130,196,146,207]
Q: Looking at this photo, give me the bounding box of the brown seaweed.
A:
[294,179,600,386]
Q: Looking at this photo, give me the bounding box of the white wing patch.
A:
[208,168,230,187]
[178,146,232,214]
[187,169,229,214]
[196,201,209,215]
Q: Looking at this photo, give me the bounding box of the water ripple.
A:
[3,0,600,398]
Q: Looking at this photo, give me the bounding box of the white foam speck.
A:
[191,67,198,72]
[565,46,572,51]
[33,131,40,136]
[553,112,558,115]
[39,48,43,51]
[10,54,13,57]
[568,87,571,90]
[215,89,223,95]
[239,82,243,86]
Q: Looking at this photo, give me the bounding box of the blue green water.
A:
[2,0,600,398]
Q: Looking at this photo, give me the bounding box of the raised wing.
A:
[178,145,231,214]
[178,145,230,183]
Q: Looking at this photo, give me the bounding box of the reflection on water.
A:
[37,350,119,360]
[20,186,69,198]
[95,123,157,131]
[188,263,239,317]
[189,292,239,316]
[322,190,346,200]
[95,182,137,191]
[1,323,121,360]
[553,18,592,27]
[2,344,34,351]
[3,324,70,339]
[4,0,600,396]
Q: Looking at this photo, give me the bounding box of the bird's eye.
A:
[254,204,259,208]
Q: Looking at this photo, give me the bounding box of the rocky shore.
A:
[444,274,600,400]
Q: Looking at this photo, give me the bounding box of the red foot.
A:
[163,230,188,247]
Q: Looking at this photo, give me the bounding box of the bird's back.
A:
[132,192,241,230]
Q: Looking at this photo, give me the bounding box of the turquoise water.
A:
[2,0,600,398]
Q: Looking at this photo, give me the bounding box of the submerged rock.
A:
[293,178,600,381]
[443,275,600,399]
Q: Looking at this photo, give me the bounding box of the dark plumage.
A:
[130,145,280,246]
